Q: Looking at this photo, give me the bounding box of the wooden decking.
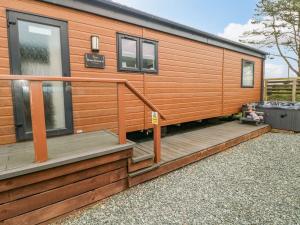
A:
[0,121,271,224]
[129,121,271,186]
[133,121,270,164]
[0,131,134,180]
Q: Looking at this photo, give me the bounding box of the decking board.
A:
[133,121,269,164]
[0,131,134,180]
[129,123,271,186]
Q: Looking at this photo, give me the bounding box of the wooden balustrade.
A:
[0,75,166,163]
[264,77,300,102]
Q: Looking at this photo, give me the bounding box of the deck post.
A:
[29,81,48,162]
[292,79,297,102]
[117,83,126,144]
[153,120,161,163]
[264,80,268,101]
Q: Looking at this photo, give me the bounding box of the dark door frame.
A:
[7,10,73,141]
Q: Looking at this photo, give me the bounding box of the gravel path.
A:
[54,133,300,225]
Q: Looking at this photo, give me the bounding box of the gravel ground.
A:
[54,133,300,225]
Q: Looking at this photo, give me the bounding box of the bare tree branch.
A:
[242,0,300,76]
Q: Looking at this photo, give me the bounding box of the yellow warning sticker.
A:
[151,111,158,125]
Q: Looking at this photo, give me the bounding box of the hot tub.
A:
[243,102,300,132]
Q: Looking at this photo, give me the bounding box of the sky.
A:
[113,0,294,78]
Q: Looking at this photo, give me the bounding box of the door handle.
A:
[280,114,287,118]
[15,123,23,128]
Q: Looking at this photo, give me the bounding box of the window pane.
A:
[18,20,66,132]
[121,38,137,69]
[242,61,254,87]
[142,42,155,70]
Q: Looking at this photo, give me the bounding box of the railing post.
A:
[29,81,48,162]
[117,83,126,144]
[264,79,268,101]
[292,79,297,102]
[153,119,161,163]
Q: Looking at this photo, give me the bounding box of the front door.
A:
[7,11,73,141]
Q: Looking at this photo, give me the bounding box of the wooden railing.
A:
[264,77,300,102]
[0,75,166,163]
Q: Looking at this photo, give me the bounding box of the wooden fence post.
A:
[292,79,297,102]
[117,83,126,144]
[264,80,268,101]
[29,81,48,162]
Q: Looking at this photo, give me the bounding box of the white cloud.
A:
[218,19,266,45]
[218,20,251,43]
[265,63,286,78]
[219,19,294,78]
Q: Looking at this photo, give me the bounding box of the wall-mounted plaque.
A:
[84,53,105,69]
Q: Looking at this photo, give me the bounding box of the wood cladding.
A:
[0,0,263,145]
[0,149,132,224]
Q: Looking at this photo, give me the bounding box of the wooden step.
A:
[128,163,160,178]
[129,146,154,173]
[128,158,154,173]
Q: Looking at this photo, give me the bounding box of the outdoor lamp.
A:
[91,35,99,52]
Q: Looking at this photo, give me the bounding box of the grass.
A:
[267,94,300,102]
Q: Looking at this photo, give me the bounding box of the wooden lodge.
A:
[0,0,269,224]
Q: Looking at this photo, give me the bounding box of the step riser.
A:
[128,158,153,173]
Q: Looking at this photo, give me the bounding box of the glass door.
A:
[8,11,73,141]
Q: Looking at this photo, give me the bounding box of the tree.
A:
[241,0,300,76]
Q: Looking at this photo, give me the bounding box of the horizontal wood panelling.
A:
[0,81,10,87]
[143,28,223,53]
[0,48,9,59]
[0,149,132,192]
[223,50,262,115]
[0,126,14,136]
[73,106,117,116]
[69,30,116,43]
[74,102,117,111]
[0,38,7,48]
[0,135,15,145]
[159,49,223,64]
[0,159,127,204]
[0,28,7,38]
[0,146,132,224]
[2,179,128,225]
[0,116,13,126]
[75,122,118,133]
[0,168,127,220]
[0,106,12,116]
[0,0,262,145]
[0,87,11,97]
[0,68,9,75]
[74,115,117,127]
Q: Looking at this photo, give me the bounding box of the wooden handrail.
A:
[0,75,126,83]
[0,74,165,163]
[125,81,166,120]
[0,75,166,120]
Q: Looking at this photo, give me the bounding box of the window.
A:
[117,34,158,73]
[241,59,254,88]
[141,40,158,73]
[118,35,139,71]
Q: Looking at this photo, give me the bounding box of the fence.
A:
[264,78,300,102]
